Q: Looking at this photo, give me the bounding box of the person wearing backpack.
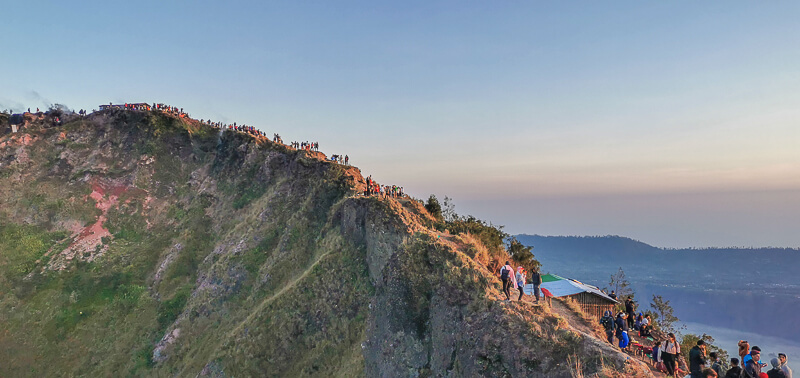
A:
[661,333,680,377]
[600,310,616,344]
[499,261,516,301]
[530,268,542,302]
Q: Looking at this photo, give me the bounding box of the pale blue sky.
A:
[3,1,799,247]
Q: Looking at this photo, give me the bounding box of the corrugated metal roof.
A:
[525,274,618,303]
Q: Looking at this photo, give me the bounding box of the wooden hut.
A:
[526,274,618,320]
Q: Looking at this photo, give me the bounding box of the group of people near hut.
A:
[599,307,793,378]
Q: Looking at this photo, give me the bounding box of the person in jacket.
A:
[768,358,787,378]
[599,310,616,344]
[689,340,708,378]
[530,268,542,302]
[709,352,723,377]
[725,358,743,378]
[745,349,765,378]
[744,346,768,374]
[625,298,636,329]
[499,261,516,301]
[779,354,793,378]
[515,267,526,301]
[740,341,752,366]
[615,312,629,351]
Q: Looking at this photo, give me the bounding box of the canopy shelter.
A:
[525,274,618,320]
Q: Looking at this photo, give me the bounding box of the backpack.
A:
[601,316,614,330]
[500,266,510,280]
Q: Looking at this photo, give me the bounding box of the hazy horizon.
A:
[3,1,799,248]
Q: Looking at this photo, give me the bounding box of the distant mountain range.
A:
[514,234,800,343]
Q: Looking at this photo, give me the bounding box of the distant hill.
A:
[515,234,800,279]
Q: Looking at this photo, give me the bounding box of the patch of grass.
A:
[157,285,192,331]
[0,222,67,277]
[164,195,213,284]
[239,228,281,275]
[106,201,147,242]
[232,164,267,210]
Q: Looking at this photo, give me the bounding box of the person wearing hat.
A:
[779,354,793,378]
[745,348,766,378]
[744,346,768,374]
[768,357,787,378]
[599,310,616,344]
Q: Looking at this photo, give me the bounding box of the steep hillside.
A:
[0,109,652,377]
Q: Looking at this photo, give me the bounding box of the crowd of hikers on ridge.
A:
[4,103,408,201]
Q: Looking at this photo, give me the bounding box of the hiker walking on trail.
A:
[499,261,516,301]
[530,268,542,302]
[515,267,526,301]
[600,310,616,344]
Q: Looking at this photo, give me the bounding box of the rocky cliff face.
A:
[0,109,652,377]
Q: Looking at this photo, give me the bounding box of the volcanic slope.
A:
[0,109,653,377]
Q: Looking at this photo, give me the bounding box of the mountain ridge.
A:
[0,108,652,377]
